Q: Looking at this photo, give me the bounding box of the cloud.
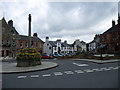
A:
[0,1,118,44]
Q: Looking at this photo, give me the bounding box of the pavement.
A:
[0,61,58,74]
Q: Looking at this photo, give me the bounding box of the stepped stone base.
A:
[17,60,41,67]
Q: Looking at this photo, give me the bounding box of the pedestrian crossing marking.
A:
[64,71,74,74]
[84,69,94,73]
[74,70,84,73]
[54,72,63,76]
[30,75,39,78]
[42,74,51,77]
[18,75,27,79]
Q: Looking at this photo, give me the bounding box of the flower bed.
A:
[16,48,41,67]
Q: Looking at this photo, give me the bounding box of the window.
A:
[26,42,28,47]
[36,42,38,48]
[12,40,15,47]
[31,41,33,47]
[49,47,51,49]
[2,40,3,45]
[20,41,23,48]
[7,40,9,44]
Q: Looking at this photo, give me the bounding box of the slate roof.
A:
[102,24,119,35]
[1,17,19,35]
[48,41,71,47]
[19,35,44,43]
[49,41,57,47]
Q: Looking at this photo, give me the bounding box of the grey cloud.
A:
[0,1,118,43]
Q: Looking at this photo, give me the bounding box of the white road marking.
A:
[103,68,111,71]
[108,67,114,69]
[73,63,88,67]
[92,68,99,71]
[74,70,84,73]
[54,72,63,76]
[92,68,103,71]
[113,67,119,70]
[64,71,74,74]
[18,75,27,79]
[30,75,39,78]
[42,74,51,77]
[84,69,94,73]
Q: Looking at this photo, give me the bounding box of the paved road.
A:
[1,59,120,88]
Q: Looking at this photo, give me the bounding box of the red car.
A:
[41,54,54,59]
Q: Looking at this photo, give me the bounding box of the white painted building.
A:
[74,39,87,53]
[43,37,77,55]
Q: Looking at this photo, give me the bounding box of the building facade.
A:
[43,37,77,55]
[18,33,44,54]
[100,15,120,54]
[0,18,44,57]
[87,34,101,54]
[1,18,19,57]
[73,39,87,53]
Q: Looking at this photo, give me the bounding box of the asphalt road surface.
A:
[1,59,120,88]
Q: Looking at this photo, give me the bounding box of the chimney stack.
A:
[28,14,32,48]
[33,33,38,37]
[57,39,61,42]
[46,36,49,42]
[8,20,13,27]
[64,40,67,43]
[112,20,115,26]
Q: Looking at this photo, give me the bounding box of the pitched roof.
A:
[61,42,69,47]
[1,17,19,35]
[19,35,44,43]
[102,24,119,35]
[49,41,57,47]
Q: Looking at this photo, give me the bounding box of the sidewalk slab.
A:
[0,62,58,74]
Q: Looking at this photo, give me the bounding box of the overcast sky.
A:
[0,0,119,44]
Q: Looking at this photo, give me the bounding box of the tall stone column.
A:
[28,14,31,48]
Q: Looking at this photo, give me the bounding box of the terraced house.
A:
[0,17,44,57]
[100,13,120,54]
[43,37,77,55]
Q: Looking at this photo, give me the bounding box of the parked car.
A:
[53,53,63,58]
[42,54,54,59]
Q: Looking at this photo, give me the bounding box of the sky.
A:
[0,0,119,44]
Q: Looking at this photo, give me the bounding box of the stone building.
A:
[100,14,120,54]
[0,18,19,57]
[18,33,44,54]
[0,17,44,57]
